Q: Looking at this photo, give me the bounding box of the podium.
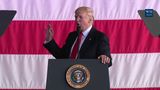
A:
[0,10,16,36]
[138,9,160,36]
[46,59,110,90]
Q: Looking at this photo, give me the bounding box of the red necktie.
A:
[70,32,83,59]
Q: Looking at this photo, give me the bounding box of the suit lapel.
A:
[67,31,79,54]
[79,27,96,53]
[70,32,78,45]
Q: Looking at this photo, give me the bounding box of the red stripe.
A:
[0,88,160,90]
[0,89,43,90]
[0,20,160,54]
[112,88,160,90]
[0,89,44,90]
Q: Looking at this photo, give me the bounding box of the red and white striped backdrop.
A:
[0,0,160,90]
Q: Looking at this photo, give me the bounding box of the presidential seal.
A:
[66,64,90,89]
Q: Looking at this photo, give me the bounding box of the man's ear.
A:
[88,16,92,23]
[88,19,91,23]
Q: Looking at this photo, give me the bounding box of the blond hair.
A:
[75,6,94,24]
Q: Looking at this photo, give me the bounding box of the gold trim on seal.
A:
[66,64,90,89]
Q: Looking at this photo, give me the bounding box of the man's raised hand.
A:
[45,24,53,42]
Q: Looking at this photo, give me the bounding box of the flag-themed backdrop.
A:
[0,0,160,90]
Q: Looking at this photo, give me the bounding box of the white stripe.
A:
[0,0,160,20]
[110,53,160,88]
[0,53,160,89]
[0,54,54,89]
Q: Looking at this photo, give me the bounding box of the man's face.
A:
[75,12,90,31]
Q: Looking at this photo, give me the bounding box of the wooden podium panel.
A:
[46,59,110,90]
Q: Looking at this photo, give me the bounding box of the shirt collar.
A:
[82,25,92,37]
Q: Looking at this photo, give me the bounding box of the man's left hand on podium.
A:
[98,55,110,64]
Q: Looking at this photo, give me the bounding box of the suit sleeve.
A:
[43,39,63,58]
[43,33,73,58]
[97,34,112,67]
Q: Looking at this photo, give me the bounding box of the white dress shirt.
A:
[79,25,92,50]
[70,25,92,56]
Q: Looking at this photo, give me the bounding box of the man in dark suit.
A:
[44,6,112,67]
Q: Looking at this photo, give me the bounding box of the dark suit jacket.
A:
[44,27,112,67]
